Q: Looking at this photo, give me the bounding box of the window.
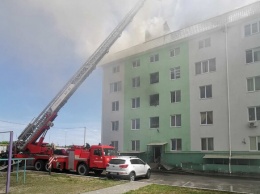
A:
[199,38,211,49]
[132,59,140,68]
[111,121,119,131]
[170,67,180,80]
[131,140,140,151]
[200,111,213,125]
[150,94,159,106]
[244,21,260,36]
[248,106,260,121]
[131,119,140,130]
[150,117,159,128]
[200,85,212,99]
[132,97,140,108]
[110,81,122,93]
[112,66,120,73]
[247,76,260,92]
[112,101,119,111]
[171,114,181,127]
[150,53,159,62]
[111,141,118,151]
[246,47,260,64]
[195,58,216,75]
[201,138,214,151]
[171,90,181,103]
[171,139,182,151]
[170,47,180,57]
[132,76,140,87]
[249,136,260,151]
[150,72,159,84]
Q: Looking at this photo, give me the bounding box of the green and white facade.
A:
[101,2,260,174]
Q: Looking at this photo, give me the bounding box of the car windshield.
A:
[103,148,117,156]
[109,159,125,165]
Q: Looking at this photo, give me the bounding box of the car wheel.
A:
[106,173,112,179]
[34,160,44,171]
[77,163,89,176]
[145,169,151,179]
[129,172,135,181]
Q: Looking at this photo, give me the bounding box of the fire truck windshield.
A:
[103,148,117,156]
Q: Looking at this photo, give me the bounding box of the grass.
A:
[0,171,123,194]
[0,171,234,194]
[125,184,233,194]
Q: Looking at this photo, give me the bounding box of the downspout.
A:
[225,23,232,174]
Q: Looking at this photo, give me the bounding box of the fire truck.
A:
[13,0,146,175]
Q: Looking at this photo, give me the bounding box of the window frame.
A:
[110,81,122,93]
[150,53,159,62]
[131,140,140,151]
[249,136,260,151]
[171,138,182,151]
[201,137,214,151]
[200,111,213,125]
[170,47,180,57]
[132,59,140,68]
[150,93,159,106]
[170,90,181,103]
[150,72,159,84]
[131,118,140,130]
[246,47,260,64]
[170,114,181,127]
[132,76,140,88]
[200,85,212,99]
[195,58,216,75]
[247,76,260,92]
[244,20,260,37]
[112,101,119,111]
[132,97,140,109]
[248,106,260,121]
[150,117,159,128]
[170,66,180,80]
[111,141,119,151]
[111,121,119,131]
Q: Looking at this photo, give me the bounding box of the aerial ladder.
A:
[15,0,146,154]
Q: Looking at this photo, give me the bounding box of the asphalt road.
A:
[137,171,260,194]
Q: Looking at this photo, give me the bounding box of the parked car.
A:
[106,156,151,181]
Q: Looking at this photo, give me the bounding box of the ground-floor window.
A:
[171,139,182,151]
[201,137,214,151]
[111,141,118,151]
[249,136,260,151]
[131,140,140,151]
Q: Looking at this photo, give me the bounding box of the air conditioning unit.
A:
[248,121,258,128]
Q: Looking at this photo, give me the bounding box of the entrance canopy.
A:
[203,154,260,160]
[147,142,167,146]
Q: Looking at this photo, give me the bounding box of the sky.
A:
[0,0,259,147]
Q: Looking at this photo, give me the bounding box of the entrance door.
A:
[154,146,161,163]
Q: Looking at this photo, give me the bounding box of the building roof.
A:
[101,1,260,66]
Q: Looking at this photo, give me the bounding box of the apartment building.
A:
[101,2,260,174]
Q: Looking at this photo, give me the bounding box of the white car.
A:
[106,156,151,181]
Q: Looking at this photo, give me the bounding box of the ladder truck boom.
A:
[16,0,146,153]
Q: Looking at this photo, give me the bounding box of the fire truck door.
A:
[91,149,103,168]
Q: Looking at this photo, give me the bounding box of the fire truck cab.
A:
[33,144,116,176]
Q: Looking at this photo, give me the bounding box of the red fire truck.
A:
[13,0,146,175]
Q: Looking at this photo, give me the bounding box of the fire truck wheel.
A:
[34,160,44,171]
[44,161,51,172]
[77,163,89,176]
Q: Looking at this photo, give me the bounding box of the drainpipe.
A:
[225,23,232,174]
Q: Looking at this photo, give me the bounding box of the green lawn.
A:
[0,171,234,194]
[125,184,234,194]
